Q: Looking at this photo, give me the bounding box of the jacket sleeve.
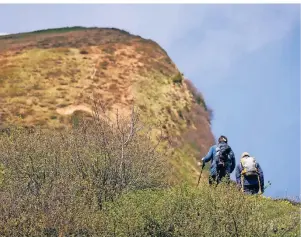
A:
[229,150,236,173]
[202,146,214,163]
[256,163,264,191]
[235,164,242,186]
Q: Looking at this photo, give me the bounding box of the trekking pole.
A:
[197,161,205,187]
[241,176,245,193]
[257,176,262,194]
[263,181,272,192]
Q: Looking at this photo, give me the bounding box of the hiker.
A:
[235,152,264,195]
[197,135,236,185]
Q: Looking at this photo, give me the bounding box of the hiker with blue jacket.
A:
[235,152,264,194]
[197,135,236,185]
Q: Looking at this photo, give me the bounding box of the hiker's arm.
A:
[202,146,214,163]
[256,163,264,191]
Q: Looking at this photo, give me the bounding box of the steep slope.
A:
[0,27,215,183]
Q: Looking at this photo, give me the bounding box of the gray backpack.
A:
[215,143,231,170]
[240,156,258,176]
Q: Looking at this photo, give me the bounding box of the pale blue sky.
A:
[0,4,300,198]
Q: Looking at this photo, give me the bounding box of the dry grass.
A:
[0,27,215,185]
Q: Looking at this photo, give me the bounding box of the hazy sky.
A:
[0,4,300,198]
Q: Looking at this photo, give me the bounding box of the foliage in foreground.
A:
[0,105,170,236]
[100,184,300,237]
[0,106,299,236]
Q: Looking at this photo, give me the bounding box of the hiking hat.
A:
[241,152,250,158]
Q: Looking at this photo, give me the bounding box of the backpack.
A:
[215,143,231,170]
[240,156,258,176]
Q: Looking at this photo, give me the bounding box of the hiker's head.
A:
[241,152,250,158]
[218,135,228,144]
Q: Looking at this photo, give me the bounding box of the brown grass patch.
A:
[100,61,109,70]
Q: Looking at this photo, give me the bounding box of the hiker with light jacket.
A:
[235,152,264,194]
[197,135,236,185]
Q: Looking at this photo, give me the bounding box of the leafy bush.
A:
[172,73,183,84]
[100,183,300,237]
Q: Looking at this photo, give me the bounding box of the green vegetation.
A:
[0,106,170,236]
[0,27,214,189]
[0,107,299,236]
[0,26,132,40]
[196,94,209,112]
[184,79,213,122]
[172,73,183,84]
[30,26,90,34]
[0,27,298,236]
[25,26,131,36]
[0,27,91,40]
[100,184,299,237]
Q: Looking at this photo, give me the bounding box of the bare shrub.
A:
[0,102,170,236]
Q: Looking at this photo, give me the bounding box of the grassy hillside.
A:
[0,27,214,184]
[0,27,299,236]
[0,112,299,237]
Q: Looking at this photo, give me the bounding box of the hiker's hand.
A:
[197,161,202,167]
